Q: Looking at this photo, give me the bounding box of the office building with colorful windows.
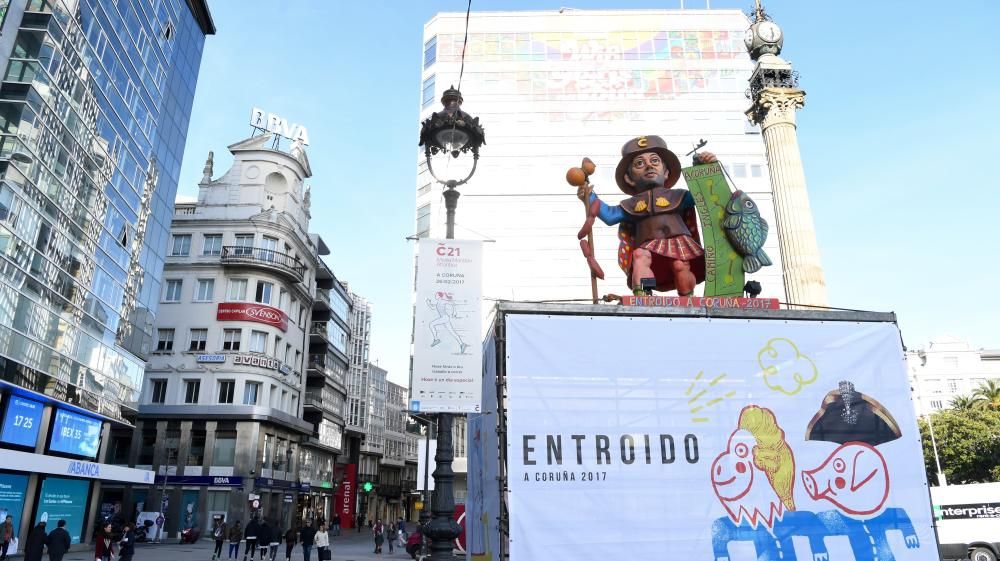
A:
[411,8,792,512]
[415,9,787,302]
[0,0,212,547]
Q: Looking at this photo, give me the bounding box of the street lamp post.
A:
[417,87,485,561]
[158,447,176,543]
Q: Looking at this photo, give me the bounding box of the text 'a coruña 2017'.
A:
[522,433,700,466]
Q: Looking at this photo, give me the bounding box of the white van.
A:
[931,482,1000,561]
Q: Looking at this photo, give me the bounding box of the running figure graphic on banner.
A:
[426,291,469,354]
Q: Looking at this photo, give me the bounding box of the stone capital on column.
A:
[746,87,806,130]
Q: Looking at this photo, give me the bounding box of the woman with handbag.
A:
[314,524,330,561]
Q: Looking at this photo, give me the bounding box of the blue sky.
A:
[177,0,1000,382]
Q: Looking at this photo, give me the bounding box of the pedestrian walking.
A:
[298,522,315,561]
[0,515,13,561]
[94,523,115,561]
[45,520,71,561]
[313,524,330,561]
[212,518,227,561]
[118,523,135,561]
[256,519,272,561]
[355,514,362,533]
[396,517,407,540]
[282,526,296,561]
[228,521,242,560]
[384,522,394,554]
[372,519,384,554]
[329,516,339,537]
[266,522,279,561]
[242,517,260,561]
[24,521,46,561]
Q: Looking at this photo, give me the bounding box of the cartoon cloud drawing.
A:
[711,405,796,529]
[805,381,901,446]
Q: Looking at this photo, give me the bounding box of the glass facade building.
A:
[0,0,213,545]
[0,0,214,424]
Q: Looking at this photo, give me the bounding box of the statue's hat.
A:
[615,135,683,195]
[805,381,902,446]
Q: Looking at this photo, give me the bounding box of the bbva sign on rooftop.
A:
[250,107,310,145]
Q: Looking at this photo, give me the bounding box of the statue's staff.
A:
[566,158,604,303]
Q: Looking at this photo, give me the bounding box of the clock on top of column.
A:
[744,17,784,60]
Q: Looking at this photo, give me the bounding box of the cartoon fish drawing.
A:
[722,190,772,273]
[801,442,890,516]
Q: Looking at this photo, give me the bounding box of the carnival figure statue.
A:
[577,135,716,296]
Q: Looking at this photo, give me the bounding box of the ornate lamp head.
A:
[418,86,486,187]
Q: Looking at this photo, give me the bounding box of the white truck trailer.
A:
[466,302,941,561]
[931,482,1000,561]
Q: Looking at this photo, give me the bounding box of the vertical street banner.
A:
[683,162,745,297]
[411,239,483,413]
[504,314,937,561]
[338,464,357,530]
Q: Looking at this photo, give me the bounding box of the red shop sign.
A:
[216,302,288,332]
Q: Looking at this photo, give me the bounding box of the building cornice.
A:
[137,404,313,434]
[185,0,216,35]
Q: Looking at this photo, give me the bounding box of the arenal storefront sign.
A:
[217,303,288,331]
[338,464,357,529]
[154,475,244,487]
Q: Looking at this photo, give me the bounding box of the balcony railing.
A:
[314,288,330,310]
[304,389,344,417]
[221,246,306,283]
[308,354,343,386]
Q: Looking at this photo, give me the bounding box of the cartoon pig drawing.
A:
[802,442,889,515]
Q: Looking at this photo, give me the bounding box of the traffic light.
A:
[363,481,374,493]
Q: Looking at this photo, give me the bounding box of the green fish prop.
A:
[722,190,772,273]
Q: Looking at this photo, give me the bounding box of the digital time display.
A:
[1,395,43,447]
[49,409,102,459]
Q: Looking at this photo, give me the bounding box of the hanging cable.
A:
[457,0,472,90]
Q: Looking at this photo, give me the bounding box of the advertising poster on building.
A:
[0,474,28,554]
[465,337,500,561]
[411,239,483,413]
[35,477,91,544]
[216,302,288,331]
[504,314,937,561]
[1,395,43,447]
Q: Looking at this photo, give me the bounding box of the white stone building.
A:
[132,133,345,528]
[906,336,1000,416]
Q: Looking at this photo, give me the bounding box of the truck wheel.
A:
[970,547,997,561]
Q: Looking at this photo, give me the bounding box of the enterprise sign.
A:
[934,502,1000,520]
[250,107,310,145]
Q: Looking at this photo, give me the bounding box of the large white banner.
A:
[411,239,483,413]
[506,314,936,561]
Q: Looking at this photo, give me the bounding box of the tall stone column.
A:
[748,86,828,307]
